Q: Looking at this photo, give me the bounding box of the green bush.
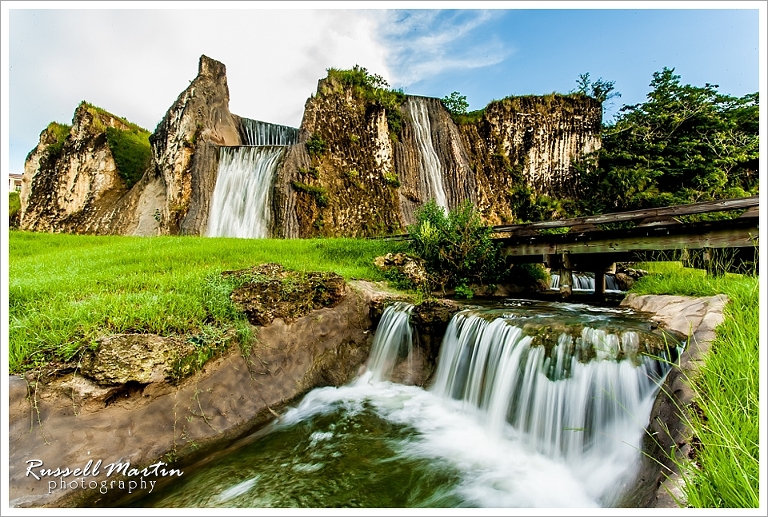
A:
[306,134,327,158]
[441,91,469,116]
[407,200,503,291]
[44,122,72,159]
[105,126,152,189]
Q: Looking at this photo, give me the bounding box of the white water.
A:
[407,98,448,210]
[240,118,299,146]
[347,303,669,506]
[364,302,414,383]
[207,146,285,238]
[206,302,675,508]
[551,272,622,292]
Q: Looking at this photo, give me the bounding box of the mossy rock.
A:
[225,263,346,326]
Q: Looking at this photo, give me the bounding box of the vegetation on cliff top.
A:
[81,101,152,189]
[325,65,406,139]
[42,121,72,159]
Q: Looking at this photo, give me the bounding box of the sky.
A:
[1,1,764,178]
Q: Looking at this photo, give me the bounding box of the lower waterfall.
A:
[551,272,622,292]
[124,300,679,508]
[206,146,285,238]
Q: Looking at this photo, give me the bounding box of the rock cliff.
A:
[20,56,603,238]
[19,103,144,233]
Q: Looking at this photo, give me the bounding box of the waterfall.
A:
[364,302,414,383]
[207,146,285,238]
[240,118,299,146]
[551,273,622,292]
[407,98,448,210]
[431,310,673,466]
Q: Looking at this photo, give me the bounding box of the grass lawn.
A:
[8,231,404,373]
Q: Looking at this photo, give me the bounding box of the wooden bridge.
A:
[493,195,759,298]
[384,195,760,299]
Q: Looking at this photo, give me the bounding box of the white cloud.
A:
[373,9,510,87]
[6,7,391,174]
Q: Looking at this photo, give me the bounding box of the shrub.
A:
[292,181,329,208]
[441,91,469,116]
[44,122,72,159]
[383,171,401,188]
[407,200,503,291]
[306,134,327,158]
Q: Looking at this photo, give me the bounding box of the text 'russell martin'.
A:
[25,459,183,495]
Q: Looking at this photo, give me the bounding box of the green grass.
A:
[9,191,20,217]
[8,231,403,374]
[632,262,760,508]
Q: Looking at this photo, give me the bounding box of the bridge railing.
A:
[491,195,759,237]
[378,195,759,240]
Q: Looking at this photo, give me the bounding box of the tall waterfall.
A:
[431,309,673,477]
[207,146,285,238]
[407,98,448,210]
[364,302,414,383]
[240,118,299,146]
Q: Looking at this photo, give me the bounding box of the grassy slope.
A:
[8,231,404,373]
[632,262,760,508]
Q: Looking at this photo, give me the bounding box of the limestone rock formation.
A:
[19,103,142,233]
[457,95,602,224]
[149,54,243,235]
[20,56,603,238]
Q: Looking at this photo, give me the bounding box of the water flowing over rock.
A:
[239,118,299,146]
[207,146,285,238]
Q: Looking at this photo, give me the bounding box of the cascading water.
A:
[123,300,680,509]
[407,98,448,210]
[207,119,299,239]
[551,272,621,292]
[363,302,414,383]
[240,118,299,146]
[430,307,673,503]
[207,146,285,238]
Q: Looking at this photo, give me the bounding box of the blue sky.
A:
[2,2,763,178]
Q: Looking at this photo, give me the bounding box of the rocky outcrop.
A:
[274,75,404,237]
[458,95,602,224]
[149,55,242,235]
[19,104,140,233]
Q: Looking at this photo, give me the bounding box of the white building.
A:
[8,173,22,192]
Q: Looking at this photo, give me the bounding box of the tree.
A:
[573,72,621,103]
[441,91,470,116]
[578,67,758,213]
